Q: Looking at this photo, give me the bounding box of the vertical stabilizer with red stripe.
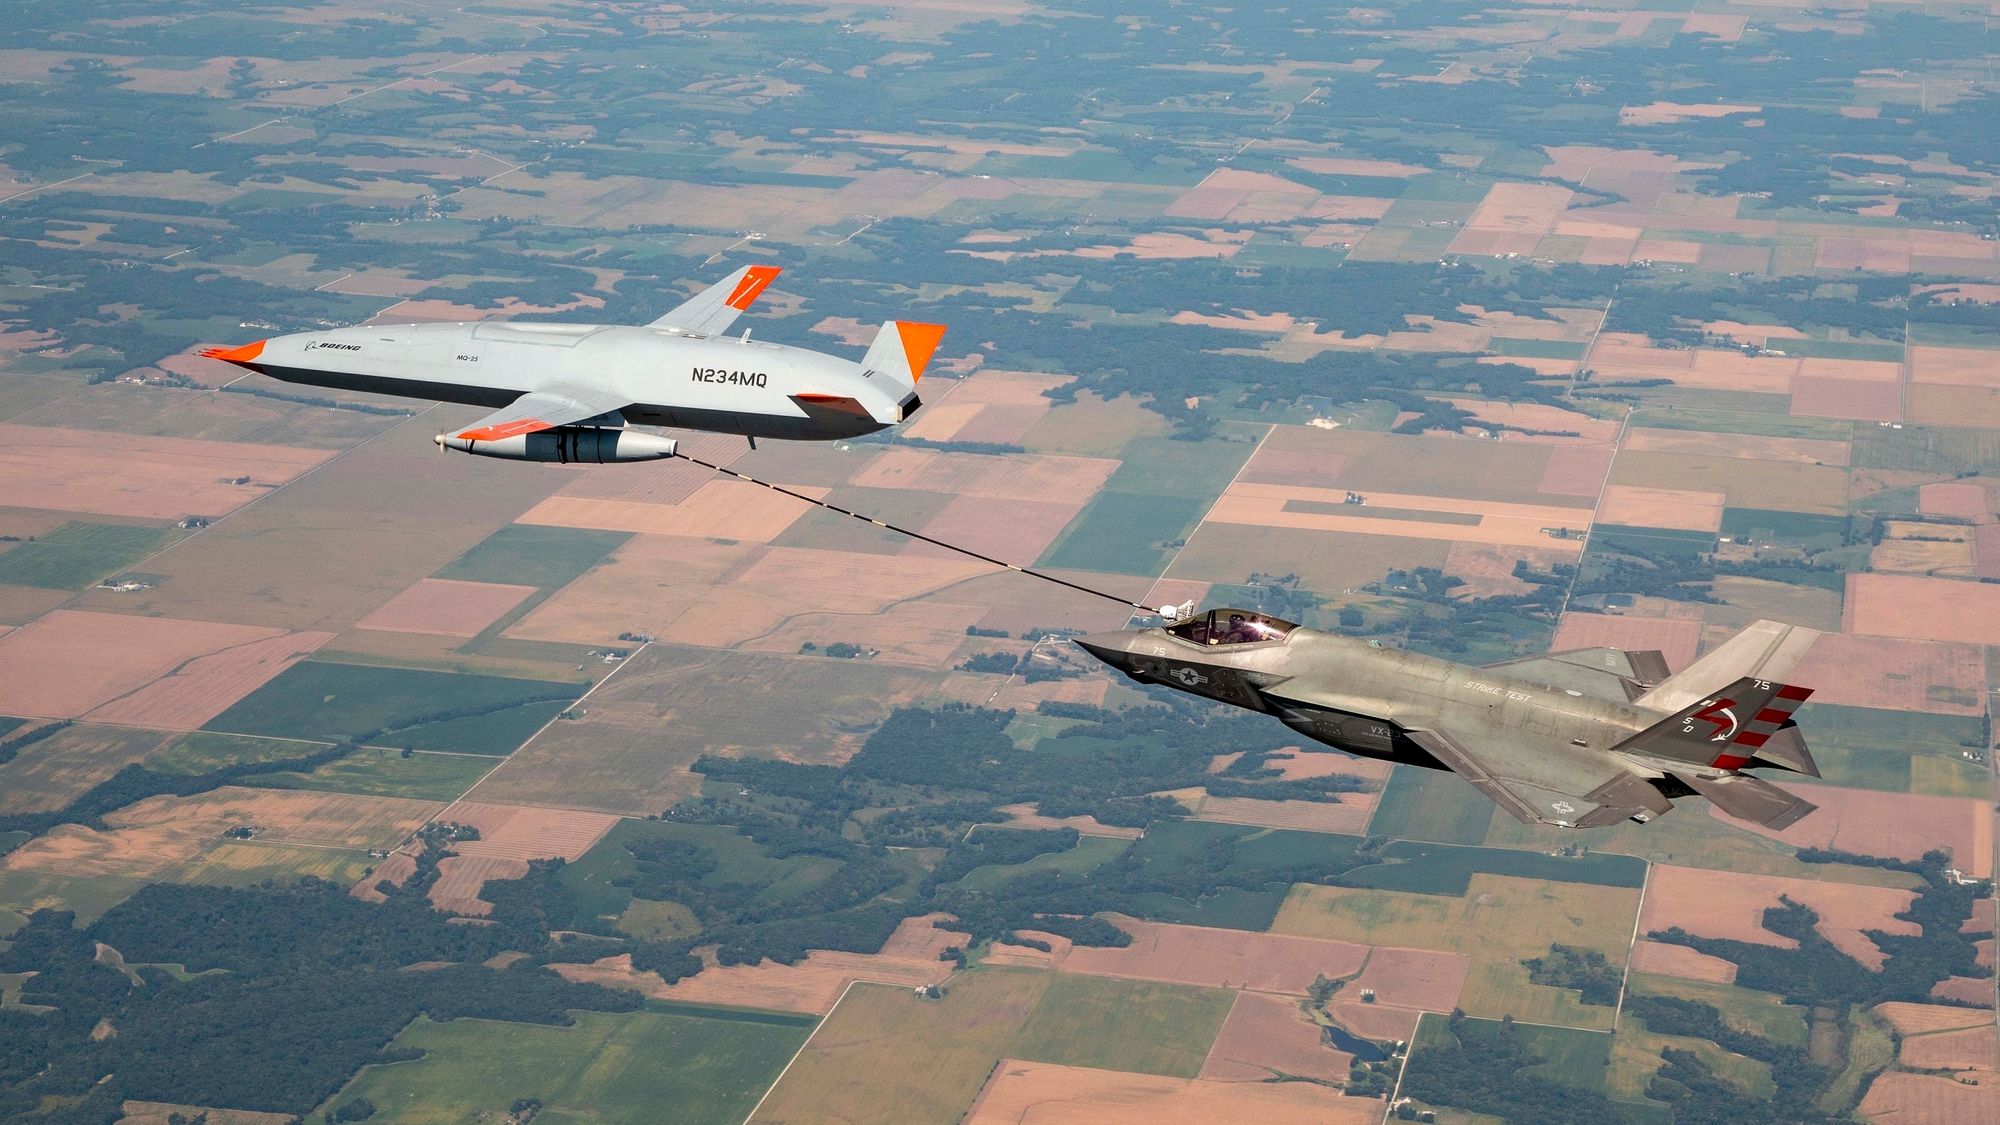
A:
[1616,677,1815,773]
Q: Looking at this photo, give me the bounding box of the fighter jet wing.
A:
[1403,726,1674,830]
[444,384,632,443]
[1482,647,1671,704]
[649,264,782,336]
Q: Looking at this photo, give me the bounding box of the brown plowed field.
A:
[1876,1003,1994,1035]
[1347,946,1473,1012]
[1919,481,1991,520]
[1729,785,1994,878]
[852,448,1118,505]
[1911,346,2000,388]
[1792,377,1904,423]
[1901,1026,2000,1070]
[1629,940,1737,984]
[912,495,1084,568]
[1196,794,1378,835]
[432,801,618,863]
[0,610,309,722]
[1860,1071,2000,1124]
[1053,918,1368,994]
[1199,991,1349,1082]
[1847,573,2000,647]
[1909,384,2000,429]
[519,479,820,540]
[429,854,529,916]
[1206,482,1590,549]
[85,628,334,730]
[0,424,329,519]
[1538,445,1617,497]
[1785,634,1987,715]
[1446,542,1572,598]
[1641,865,1918,969]
[1929,976,1996,1006]
[965,1060,1384,1125]
[1551,612,1703,673]
[352,578,536,638]
[504,534,759,645]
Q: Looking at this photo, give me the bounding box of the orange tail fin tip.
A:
[894,321,947,381]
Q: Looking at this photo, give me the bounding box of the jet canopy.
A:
[1165,608,1297,647]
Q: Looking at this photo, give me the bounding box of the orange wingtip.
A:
[894,321,947,382]
[724,264,783,311]
[456,417,552,442]
[200,339,266,365]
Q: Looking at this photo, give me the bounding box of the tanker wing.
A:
[650,264,782,336]
[438,384,631,447]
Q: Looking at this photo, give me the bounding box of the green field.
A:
[1011,974,1233,1078]
[246,748,495,801]
[0,717,25,740]
[1368,767,1496,846]
[0,521,177,589]
[1719,508,1849,548]
[1038,490,1210,575]
[1588,524,1721,558]
[1851,423,2000,474]
[1492,338,1588,360]
[0,869,145,935]
[1625,974,1810,1047]
[435,524,633,588]
[146,731,331,775]
[1344,841,1647,896]
[956,834,1131,891]
[324,1005,812,1124]
[169,840,376,888]
[1629,409,1853,442]
[206,660,584,754]
[0,830,26,860]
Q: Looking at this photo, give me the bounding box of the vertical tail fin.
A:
[861,321,947,392]
[1636,619,1820,713]
[1616,677,1814,771]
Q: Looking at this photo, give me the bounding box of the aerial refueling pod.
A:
[434,426,677,464]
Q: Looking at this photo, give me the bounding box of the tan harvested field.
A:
[912,495,1086,566]
[659,547,992,650]
[1876,1002,1995,1035]
[744,599,988,668]
[1793,377,1905,423]
[470,645,943,814]
[1910,346,2000,388]
[1596,484,1725,532]
[1930,976,1996,1007]
[992,804,1145,840]
[0,724,168,814]
[1248,426,1588,507]
[1260,751,1392,784]
[1622,428,1852,466]
[853,447,1119,506]
[1629,939,1737,984]
[1611,451,1848,514]
[1451,183,1572,256]
[1346,946,1474,1013]
[1870,536,1975,575]
[0,423,330,519]
[1538,445,1618,498]
[1055,918,1368,994]
[902,400,985,442]
[1909,383,2000,429]
[120,1103,293,1125]
[0,610,328,725]
[98,507,506,632]
[1204,482,1589,549]
[1640,865,1917,970]
[424,802,619,914]
[1443,400,1616,446]
[965,1060,1384,1125]
[520,479,821,540]
[1195,794,1377,835]
[1550,612,1703,671]
[20,379,398,449]
[1901,1025,2000,1070]
[3,787,441,882]
[504,533,759,645]
[1169,522,1453,593]
[1861,1071,2000,1123]
[1199,992,1348,1082]
[1729,785,1994,879]
[1847,573,2000,646]
[557,913,967,1014]
[352,578,537,638]
[1786,634,1987,715]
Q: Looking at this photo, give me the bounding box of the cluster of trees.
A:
[0,844,638,1121]
[1401,1013,1620,1125]
[0,739,356,836]
[1625,995,1834,1117]
[0,719,70,768]
[1520,945,1621,1006]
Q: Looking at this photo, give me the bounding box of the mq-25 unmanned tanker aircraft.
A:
[202,265,943,463]
[1079,610,1823,830]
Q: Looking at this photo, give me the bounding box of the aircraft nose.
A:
[1073,631,1140,670]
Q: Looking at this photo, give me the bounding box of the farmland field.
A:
[0,522,177,589]
[205,660,584,753]
[434,524,633,589]
[326,1006,812,1124]
[246,748,495,801]
[1010,974,1234,1078]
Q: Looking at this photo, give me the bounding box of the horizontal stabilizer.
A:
[1675,772,1817,830]
[1639,619,1819,714]
[1616,677,1813,772]
[1750,722,1820,777]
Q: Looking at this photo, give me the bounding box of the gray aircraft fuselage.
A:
[1075,609,1821,830]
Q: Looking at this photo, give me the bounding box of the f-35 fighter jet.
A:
[1077,610,1823,830]
[202,265,942,463]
